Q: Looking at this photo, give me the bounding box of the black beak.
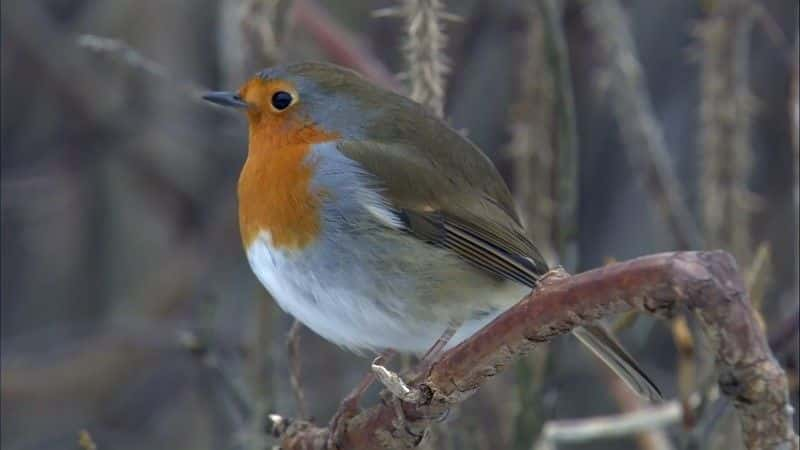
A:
[202,91,249,109]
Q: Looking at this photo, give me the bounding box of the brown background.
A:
[1,1,797,449]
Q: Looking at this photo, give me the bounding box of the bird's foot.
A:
[372,356,422,403]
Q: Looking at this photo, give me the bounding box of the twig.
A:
[533,399,688,450]
[583,0,704,250]
[745,242,771,313]
[287,319,308,419]
[696,0,757,264]
[393,0,451,117]
[77,34,210,104]
[272,251,798,450]
[671,316,697,427]
[752,4,790,52]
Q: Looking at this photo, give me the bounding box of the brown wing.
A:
[336,139,549,287]
[397,209,546,287]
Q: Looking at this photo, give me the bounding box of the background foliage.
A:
[2,1,797,449]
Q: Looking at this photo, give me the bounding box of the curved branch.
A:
[273,251,798,450]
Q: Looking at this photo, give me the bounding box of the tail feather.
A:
[573,325,662,402]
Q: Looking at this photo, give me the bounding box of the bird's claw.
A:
[371,356,422,403]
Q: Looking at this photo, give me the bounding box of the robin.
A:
[203,62,661,407]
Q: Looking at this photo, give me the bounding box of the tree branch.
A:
[271,251,797,450]
[533,398,686,450]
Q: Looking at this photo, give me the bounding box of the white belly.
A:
[245,231,528,354]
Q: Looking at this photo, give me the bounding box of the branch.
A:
[533,399,686,450]
[583,0,704,250]
[271,251,797,450]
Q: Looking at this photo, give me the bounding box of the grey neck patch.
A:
[258,67,373,141]
[297,81,372,141]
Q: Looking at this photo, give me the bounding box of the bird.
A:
[202,61,661,404]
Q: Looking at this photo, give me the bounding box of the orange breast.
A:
[238,119,339,250]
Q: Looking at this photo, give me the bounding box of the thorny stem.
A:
[398,0,450,118]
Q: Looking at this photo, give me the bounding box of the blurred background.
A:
[1,1,797,449]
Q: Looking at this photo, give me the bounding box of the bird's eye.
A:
[271,91,293,110]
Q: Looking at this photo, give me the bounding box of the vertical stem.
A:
[400,0,449,118]
[510,2,558,263]
[541,0,579,272]
[583,0,704,251]
[509,0,578,269]
[509,1,578,448]
[697,0,757,264]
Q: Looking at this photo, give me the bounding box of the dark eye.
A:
[271,91,293,110]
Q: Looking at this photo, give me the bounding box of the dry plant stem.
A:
[287,319,308,419]
[583,0,704,250]
[671,316,697,427]
[77,34,210,103]
[274,251,798,450]
[510,0,578,264]
[398,0,450,118]
[745,242,771,313]
[218,0,291,84]
[533,400,684,450]
[697,0,757,264]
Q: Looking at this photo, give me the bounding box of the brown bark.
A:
[272,251,798,450]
